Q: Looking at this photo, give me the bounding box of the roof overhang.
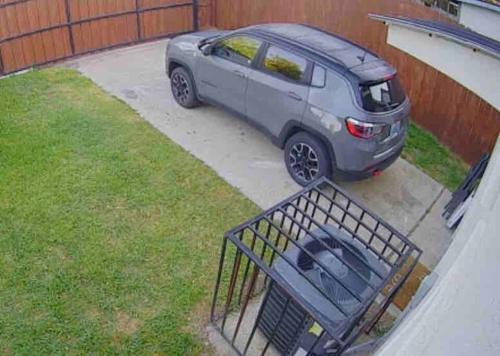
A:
[370,14,500,60]
[370,14,500,110]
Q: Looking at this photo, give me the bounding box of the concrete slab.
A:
[62,39,452,268]
[207,290,389,356]
[207,294,281,356]
[409,189,454,270]
[341,159,444,236]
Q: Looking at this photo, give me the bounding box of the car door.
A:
[196,35,263,114]
[246,44,310,137]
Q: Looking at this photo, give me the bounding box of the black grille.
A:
[258,282,309,355]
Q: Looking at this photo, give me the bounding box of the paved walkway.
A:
[63,39,453,269]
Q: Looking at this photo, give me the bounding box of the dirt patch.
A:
[115,311,141,335]
[184,299,216,356]
[86,308,102,321]
[383,258,430,310]
[1,346,13,356]
[51,246,72,263]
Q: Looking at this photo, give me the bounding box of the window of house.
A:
[423,0,460,18]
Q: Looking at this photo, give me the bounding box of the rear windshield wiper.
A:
[385,102,401,110]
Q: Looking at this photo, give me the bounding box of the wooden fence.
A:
[0,0,214,75]
[214,0,500,164]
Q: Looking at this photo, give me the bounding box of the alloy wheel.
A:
[172,73,190,105]
[289,143,320,183]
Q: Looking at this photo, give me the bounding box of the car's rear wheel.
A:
[171,67,199,108]
[285,132,331,187]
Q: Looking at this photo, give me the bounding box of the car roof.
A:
[241,23,396,83]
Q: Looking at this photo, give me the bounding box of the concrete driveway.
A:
[64,39,452,269]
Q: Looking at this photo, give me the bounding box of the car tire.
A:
[170,67,200,108]
[285,131,332,187]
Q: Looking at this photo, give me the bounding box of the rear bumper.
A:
[333,145,403,181]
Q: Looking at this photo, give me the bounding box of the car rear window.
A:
[359,76,406,112]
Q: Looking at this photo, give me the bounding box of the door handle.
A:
[233,70,247,79]
[288,91,302,101]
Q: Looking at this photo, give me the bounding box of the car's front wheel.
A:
[170,67,199,108]
[285,132,332,187]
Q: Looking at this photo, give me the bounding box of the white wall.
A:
[459,3,500,42]
[387,25,500,111]
[376,135,500,356]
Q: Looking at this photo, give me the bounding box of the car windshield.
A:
[359,76,406,113]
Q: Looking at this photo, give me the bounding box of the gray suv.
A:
[166,24,410,186]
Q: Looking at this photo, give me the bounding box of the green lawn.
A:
[0,68,260,355]
[403,122,469,191]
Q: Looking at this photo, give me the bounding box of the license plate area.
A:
[390,120,402,136]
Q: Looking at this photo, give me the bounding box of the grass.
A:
[403,122,469,191]
[0,68,260,355]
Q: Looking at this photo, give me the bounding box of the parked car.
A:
[165,23,410,186]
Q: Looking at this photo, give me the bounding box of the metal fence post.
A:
[64,0,75,54]
[212,0,217,28]
[193,0,199,32]
[135,0,142,40]
[0,47,4,75]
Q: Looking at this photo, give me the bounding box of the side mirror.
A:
[202,45,213,56]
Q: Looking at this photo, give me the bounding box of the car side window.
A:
[311,65,326,87]
[213,36,262,66]
[262,46,308,82]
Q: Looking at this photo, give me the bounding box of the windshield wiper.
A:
[198,35,219,50]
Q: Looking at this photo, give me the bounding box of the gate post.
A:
[0,47,4,75]
[193,0,199,32]
[135,0,142,40]
[64,0,76,55]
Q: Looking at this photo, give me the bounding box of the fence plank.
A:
[198,0,213,29]
[141,5,192,39]
[27,1,47,63]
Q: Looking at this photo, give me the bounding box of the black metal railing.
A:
[211,178,422,355]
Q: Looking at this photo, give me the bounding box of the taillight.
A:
[346,118,386,139]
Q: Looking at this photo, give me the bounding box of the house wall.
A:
[459,2,500,41]
[375,136,500,356]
